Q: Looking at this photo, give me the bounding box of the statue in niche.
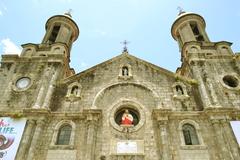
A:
[71,86,79,95]
[122,67,129,76]
[121,109,133,125]
[176,85,184,95]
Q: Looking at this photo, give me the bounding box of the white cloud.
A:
[1,38,21,55]
[0,10,2,16]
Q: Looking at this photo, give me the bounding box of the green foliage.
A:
[174,74,198,85]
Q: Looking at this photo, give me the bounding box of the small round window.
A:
[16,77,31,89]
[115,107,140,126]
[223,75,239,88]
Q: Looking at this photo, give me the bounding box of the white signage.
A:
[230,121,240,146]
[117,141,137,153]
[0,117,27,160]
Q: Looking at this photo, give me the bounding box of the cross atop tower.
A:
[177,6,185,15]
[64,9,73,17]
[121,40,130,53]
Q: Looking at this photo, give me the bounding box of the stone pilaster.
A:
[192,65,212,108]
[84,117,98,160]
[206,78,220,107]
[158,120,170,160]
[33,67,52,109]
[153,109,171,160]
[221,120,240,159]
[211,119,232,160]
[42,68,60,109]
[83,110,102,160]
[26,118,45,160]
[16,119,35,160]
[1,63,15,105]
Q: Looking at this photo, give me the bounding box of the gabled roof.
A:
[63,52,176,83]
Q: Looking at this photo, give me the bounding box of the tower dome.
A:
[171,11,209,49]
[42,12,79,50]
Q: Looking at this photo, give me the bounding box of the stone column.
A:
[85,117,98,160]
[16,119,35,160]
[221,120,240,159]
[33,67,52,109]
[1,63,15,104]
[42,68,60,109]
[26,118,45,160]
[206,78,220,107]
[192,65,212,108]
[158,121,170,160]
[211,119,232,160]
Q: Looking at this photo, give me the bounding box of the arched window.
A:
[176,85,184,95]
[122,66,129,76]
[56,125,72,145]
[182,124,199,145]
[190,22,204,41]
[48,25,60,43]
[71,86,79,95]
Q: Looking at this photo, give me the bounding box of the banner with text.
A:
[0,117,26,160]
[230,121,240,146]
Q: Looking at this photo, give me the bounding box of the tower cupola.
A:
[171,12,209,50]
[42,12,79,50]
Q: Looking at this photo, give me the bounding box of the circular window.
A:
[109,100,145,133]
[223,75,239,88]
[115,108,140,126]
[16,77,31,89]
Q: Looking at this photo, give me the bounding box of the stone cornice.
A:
[153,108,240,121]
[1,54,65,64]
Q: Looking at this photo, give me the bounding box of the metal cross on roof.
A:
[64,9,73,17]
[121,40,130,53]
[177,6,185,15]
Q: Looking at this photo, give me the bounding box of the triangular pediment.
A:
[64,52,176,83]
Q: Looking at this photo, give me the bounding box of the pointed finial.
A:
[64,9,72,17]
[177,6,185,15]
[121,40,130,53]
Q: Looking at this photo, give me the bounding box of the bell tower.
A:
[171,11,240,110]
[171,11,210,50]
[42,12,79,51]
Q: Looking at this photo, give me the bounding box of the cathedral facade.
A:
[0,11,240,160]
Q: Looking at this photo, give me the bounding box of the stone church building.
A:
[0,11,240,160]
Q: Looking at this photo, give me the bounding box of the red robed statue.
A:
[121,109,133,125]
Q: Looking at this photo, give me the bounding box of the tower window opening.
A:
[190,23,204,41]
[48,25,60,43]
[122,66,129,76]
[176,85,184,95]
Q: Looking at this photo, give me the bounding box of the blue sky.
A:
[0,0,240,73]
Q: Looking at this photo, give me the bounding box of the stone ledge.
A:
[110,154,145,160]
[180,145,208,150]
[49,145,74,150]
